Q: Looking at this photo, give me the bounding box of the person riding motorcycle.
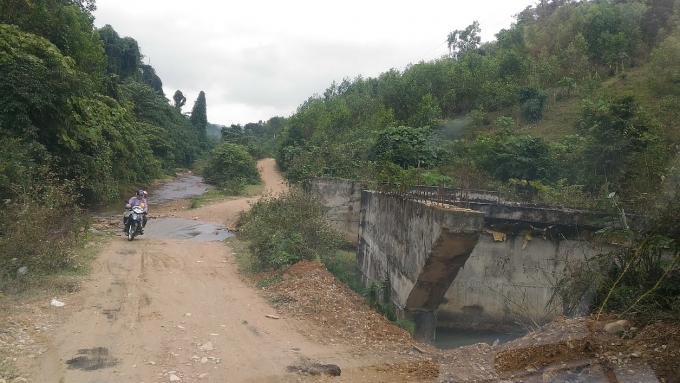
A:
[124,189,148,234]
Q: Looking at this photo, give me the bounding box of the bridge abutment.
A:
[311,178,613,334]
[358,191,484,343]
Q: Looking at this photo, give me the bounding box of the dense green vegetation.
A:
[1,0,677,323]
[220,117,287,159]
[0,0,210,286]
[237,189,343,271]
[557,160,680,322]
[273,0,678,208]
[258,0,680,321]
[202,142,260,195]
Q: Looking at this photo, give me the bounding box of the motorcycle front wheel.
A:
[128,222,136,241]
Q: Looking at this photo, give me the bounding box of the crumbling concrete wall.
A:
[437,232,609,331]
[307,178,362,244]
[310,178,610,332]
[357,191,484,342]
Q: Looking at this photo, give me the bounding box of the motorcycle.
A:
[124,204,145,241]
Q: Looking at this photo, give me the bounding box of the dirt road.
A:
[24,159,400,383]
[7,159,677,382]
[163,158,287,228]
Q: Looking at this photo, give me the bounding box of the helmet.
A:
[143,190,148,197]
[136,190,144,196]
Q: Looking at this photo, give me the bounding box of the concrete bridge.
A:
[308,178,615,343]
[357,191,484,343]
[308,180,627,244]
[407,185,628,230]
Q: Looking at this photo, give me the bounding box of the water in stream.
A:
[142,218,233,242]
[95,174,231,242]
[148,173,213,204]
[92,173,213,216]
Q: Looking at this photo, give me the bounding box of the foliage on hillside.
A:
[259,0,680,322]
[197,117,284,195]
[558,159,680,323]
[0,2,208,201]
[237,189,343,272]
[0,0,209,286]
[202,142,260,195]
[220,117,288,159]
[272,0,679,208]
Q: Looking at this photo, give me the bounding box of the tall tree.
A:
[173,90,186,109]
[119,37,141,79]
[98,24,142,80]
[140,64,164,96]
[189,91,209,148]
[447,21,481,59]
[189,91,207,128]
[99,24,122,75]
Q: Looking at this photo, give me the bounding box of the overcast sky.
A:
[93,0,534,126]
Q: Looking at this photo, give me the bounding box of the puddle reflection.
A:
[142,218,233,242]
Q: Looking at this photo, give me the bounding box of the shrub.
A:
[519,87,548,122]
[0,169,88,288]
[369,126,436,169]
[578,95,667,197]
[555,164,680,323]
[469,133,557,183]
[238,188,343,271]
[202,143,260,187]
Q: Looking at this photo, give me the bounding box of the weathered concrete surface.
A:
[437,232,609,331]
[404,229,481,311]
[358,191,484,343]
[307,178,362,244]
[467,201,623,229]
[411,185,632,229]
[309,178,614,331]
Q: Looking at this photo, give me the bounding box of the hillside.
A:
[268,0,679,212]
[260,0,680,335]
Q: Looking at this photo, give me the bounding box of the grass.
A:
[188,182,265,209]
[321,250,363,293]
[393,318,416,336]
[189,189,224,209]
[600,66,653,104]
[225,237,288,299]
[225,236,257,274]
[244,183,265,197]
[517,96,581,141]
[229,233,361,291]
[255,273,283,288]
[469,66,662,146]
[0,229,107,298]
[0,362,13,381]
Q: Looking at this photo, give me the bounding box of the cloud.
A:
[94,0,533,125]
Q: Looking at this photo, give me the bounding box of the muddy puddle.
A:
[98,174,232,242]
[149,173,213,204]
[66,347,120,371]
[141,218,233,242]
[93,173,213,216]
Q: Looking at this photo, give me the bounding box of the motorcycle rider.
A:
[124,189,148,234]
